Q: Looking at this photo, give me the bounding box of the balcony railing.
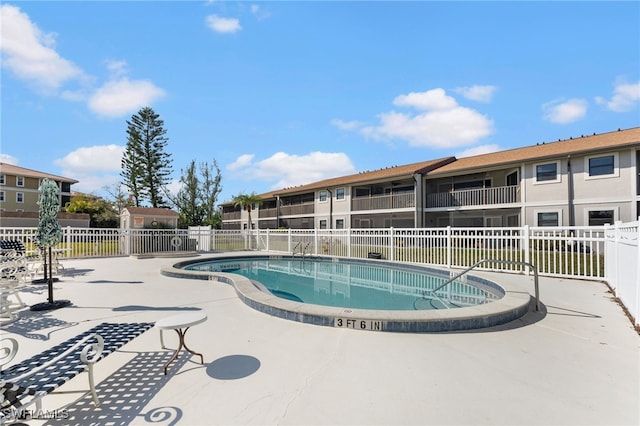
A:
[279,203,315,216]
[352,193,415,211]
[222,211,241,220]
[258,207,277,218]
[427,185,520,208]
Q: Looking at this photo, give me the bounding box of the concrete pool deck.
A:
[2,253,639,425]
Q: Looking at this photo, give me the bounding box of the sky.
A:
[1,1,639,206]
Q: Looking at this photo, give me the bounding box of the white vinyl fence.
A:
[605,220,640,327]
[3,223,637,325]
[0,225,605,276]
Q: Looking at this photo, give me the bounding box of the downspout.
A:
[414,173,423,228]
[326,188,333,229]
[567,155,575,228]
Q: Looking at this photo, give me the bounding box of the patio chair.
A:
[0,322,154,423]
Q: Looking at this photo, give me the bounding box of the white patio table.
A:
[155,311,207,374]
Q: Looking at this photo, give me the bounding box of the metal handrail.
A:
[292,241,311,257]
[429,259,540,311]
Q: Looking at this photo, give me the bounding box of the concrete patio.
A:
[2,254,638,426]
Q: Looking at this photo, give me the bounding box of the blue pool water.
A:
[184,257,502,311]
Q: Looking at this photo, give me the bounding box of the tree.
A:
[121,106,173,208]
[199,160,222,227]
[65,194,119,228]
[170,159,223,228]
[174,160,205,226]
[103,183,134,216]
[233,192,262,250]
[232,192,262,230]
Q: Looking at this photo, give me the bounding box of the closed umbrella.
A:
[31,178,71,311]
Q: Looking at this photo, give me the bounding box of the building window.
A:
[0,191,4,202]
[0,175,5,185]
[16,192,24,203]
[319,191,328,202]
[586,153,618,179]
[16,176,24,187]
[319,219,327,229]
[336,187,345,200]
[535,162,559,183]
[537,212,559,227]
[335,219,344,229]
[588,210,614,226]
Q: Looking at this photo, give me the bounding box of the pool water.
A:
[185,257,502,311]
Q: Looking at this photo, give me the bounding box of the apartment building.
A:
[221,127,640,230]
[0,163,86,227]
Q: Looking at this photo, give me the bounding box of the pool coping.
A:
[160,254,533,333]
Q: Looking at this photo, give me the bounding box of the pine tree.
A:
[121,106,173,208]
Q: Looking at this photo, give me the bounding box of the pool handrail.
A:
[429,259,540,311]
[292,241,311,257]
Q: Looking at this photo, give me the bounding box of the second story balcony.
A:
[258,207,277,218]
[279,202,315,216]
[352,193,415,211]
[426,185,520,208]
[222,210,241,221]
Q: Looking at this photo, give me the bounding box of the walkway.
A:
[3,254,638,425]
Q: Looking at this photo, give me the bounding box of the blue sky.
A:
[1,1,639,206]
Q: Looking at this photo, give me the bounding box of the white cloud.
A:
[88,78,165,117]
[54,145,125,194]
[105,59,129,79]
[206,15,242,33]
[542,98,588,124]
[54,144,124,173]
[71,174,122,195]
[454,85,497,103]
[227,151,355,190]
[0,4,85,93]
[393,88,458,110]
[227,154,255,171]
[0,153,18,165]
[331,118,364,131]
[456,144,501,158]
[250,4,271,20]
[360,89,494,148]
[595,81,640,112]
[346,88,494,148]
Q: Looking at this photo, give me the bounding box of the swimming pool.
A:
[182,257,502,311]
[161,254,533,333]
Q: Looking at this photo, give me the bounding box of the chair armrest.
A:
[0,339,18,371]
[1,333,104,384]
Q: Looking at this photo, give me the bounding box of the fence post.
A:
[635,217,640,327]
[389,227,395,261]
[446,226,452,268]
[287,229,292,253]
[347,228,352,258]
[613,221,621,294]
[265,229,270,252]
[314,228,318,255]
[523,225,530,276]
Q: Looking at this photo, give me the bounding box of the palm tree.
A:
[232,192,263,249]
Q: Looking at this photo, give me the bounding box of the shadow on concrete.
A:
[112,305,202,312]
[206,354,261,380]
[87,280,144,284]
[59,268,94,278]
[42,351,189,426]
[0,310,78,340]
[544,304,602,318]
